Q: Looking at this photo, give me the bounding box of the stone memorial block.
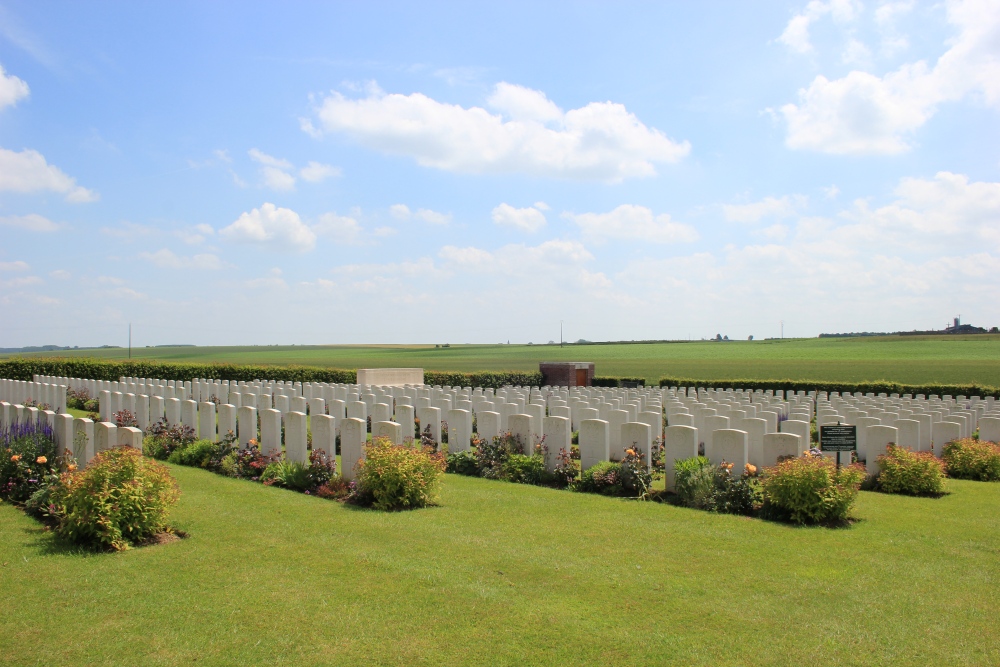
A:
[308,398,326,417]
[312,414,335,458]
[284,411,308,462]
[663,425,698,491]
[669,413,694,428]
[340,417,367,481]
[416,406,442,447]
[706,429,749,471]
[328,399,346,420]
[543,416,572,471]
[932,421,962,457]
[740,417,767,467]
[704,415,730,454]
[98,390,111,421]
[762,433,803,467]
[854,417,881,461]
[260,409,283,456]
[914,413,933,451]
[867,425,899,474]
[94,421,118,455]
[578,407,599,424]
[550,406,571,420]
[980,416,1000,443]
[478,411,500,443]
[447,409,472,453]
[639,410,662,443]
[578,419,610,473]
[73,418,95,465]
[621,421,652,467]
[274,394,290,415]
[118,426,143,450]
[237,406,257,448]
[373,402,392,425]
[508,414,533,453]
[758,410,779,433]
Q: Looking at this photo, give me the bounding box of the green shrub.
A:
[577,460,625,495]
[445,450,479,476]
[673,456,715,509]
[143,418,196,460]
[167,439,221,468]
[0,420,61,503]
[942,438,1000,481]
[48,447,179,551]
[474,432,525,479]
[260,460,313,491]
[711,463,762,515]
[760,454,865,525]
[352,437,446,511]
[876,444,946,496]
[500,453,547,485]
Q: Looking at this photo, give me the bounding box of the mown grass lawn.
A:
[2,468,998,666]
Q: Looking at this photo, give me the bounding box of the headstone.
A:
[447,409,472,453]
[198,401,217,441]
[762,433,802,467]
[285,411,308,462]
[663,425,698,492]
[932,421,962,457]
[305,409,332,455]
[260,409,282,456]
[706,429,749,471]
[373,420,403,446]
[542,416,572,471]
[340,417,367,481]
[508,414,533,453]
[416,406,441,448]
[94,421,118,455]
[118,426,143,450]
[478,411,501,443]
[980,416,1000,443]
[867,425,898,474]
[621,421,652,467]
[72,418,95,466]
[578,419,610,473]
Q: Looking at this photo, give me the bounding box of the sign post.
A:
[820,423,857,468]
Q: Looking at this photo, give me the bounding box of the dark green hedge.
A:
[0,358,541,390]
[592,376,646,387]
[657,376,1000,399]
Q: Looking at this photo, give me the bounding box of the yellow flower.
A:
[68,464,78,472]
[625,448,636,456]
[745,463,757,475]
[36,456,47,464]
[10,454,20,462]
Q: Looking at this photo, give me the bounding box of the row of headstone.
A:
[0,379,68,413]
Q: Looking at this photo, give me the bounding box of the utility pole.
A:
[560,320,563,347]
[780,320,784,339]
[128,323,132,359]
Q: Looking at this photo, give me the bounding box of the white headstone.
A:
[663,425,698,491]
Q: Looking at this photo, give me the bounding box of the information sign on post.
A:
[820,424,857,452]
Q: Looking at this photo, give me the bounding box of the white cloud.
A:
[780,0,1000,154]
[0,64,29,109]
[534,201,550,211]
[299,161,341,183]
[49,269,70,280]
[220,203,317,252]
[313,212,362,243]
[564,204,699,243]
[250,149,296,191]
[822,185,841,198]
[306,81,690,182]
[0,213,58,232]
[389,204,450,225]
[0,148,98,202]
[777,0,862,54]
[723,195,806,223]
[138,249,225,270]
[491,203,547,233]
[0,260,29,271]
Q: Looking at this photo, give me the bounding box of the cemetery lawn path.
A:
[2,468,999,666]
[8,334,1000,385]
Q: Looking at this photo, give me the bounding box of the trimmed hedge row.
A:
[593,376,647,387]
[0,358,540,390]
[656,376,1000,399]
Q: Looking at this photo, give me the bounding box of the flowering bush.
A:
[760,454,865,525]
[620,447,651,498]
[577,460,625,495]
[114,409,138,428]
[0,420,62,503]
[672,456,760,514]
[875,444,946,496]
[673,456,715,509]
[351,436,446,510]
[942,438,1000,481]
[218,439,277,480]
[143,417,196,460]
[66,387,91,411]
[46,447,179,551]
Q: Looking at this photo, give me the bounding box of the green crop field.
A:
[2,466,999,666]
[5,334,1000,385]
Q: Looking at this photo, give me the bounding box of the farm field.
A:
[2,466,998,666]
[5,334,1000,385]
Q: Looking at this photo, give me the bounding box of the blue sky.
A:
[1,0,998,346]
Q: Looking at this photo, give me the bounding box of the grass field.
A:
[6,334,1000,385]
[2,466,998,666]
